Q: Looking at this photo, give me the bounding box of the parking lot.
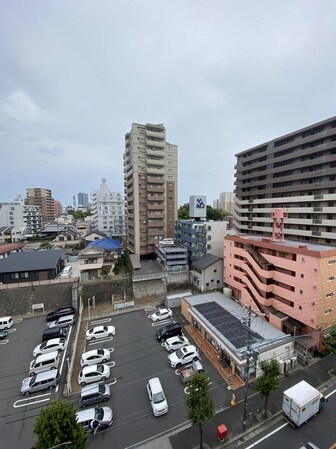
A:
[0,307,228,449]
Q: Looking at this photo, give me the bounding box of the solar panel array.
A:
[194,301,263,349]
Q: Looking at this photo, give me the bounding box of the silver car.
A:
[47,314,75,329]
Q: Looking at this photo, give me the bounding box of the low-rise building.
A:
[190,254,223,292]
[155,241,188,272]
[0,242,26,259]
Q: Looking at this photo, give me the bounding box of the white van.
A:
[0,316,13,330]
[60,266,72,278]
[29,351,60,376]
[21,370,59,395]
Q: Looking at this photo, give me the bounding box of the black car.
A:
[155,323,182,342]
[42,326,67,342]
[46,307,76,322]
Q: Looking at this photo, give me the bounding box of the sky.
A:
[1,1,336,207]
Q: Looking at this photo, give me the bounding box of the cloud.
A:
[2,89,45,123]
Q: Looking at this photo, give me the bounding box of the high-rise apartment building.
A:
[234,116,336,245]
[26,187,55,224]
[91,178,126,238]
[54,200,62,218]
[78,192,89,207]
[213,192,235,214]
[124,123,178,256]
[0,196,42,237]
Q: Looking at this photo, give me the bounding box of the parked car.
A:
[0,330,8,341]
[60,266,72,278]
[33,338,66,357]
[147,377,168,416]
[80,349,111,367]
[76,406,113,432]
[150,308,173,322]
[47,314,75,329]
[164,335,189,352]
[42,326,67,342]
[78,364,110,386]
[155,323,182,342]
[79,383,111,408]
[86,325,116,341]
[21,370,60,395]
[168,345,199,368]
[46,307,75,322]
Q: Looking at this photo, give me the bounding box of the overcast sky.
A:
[1,1,336,207]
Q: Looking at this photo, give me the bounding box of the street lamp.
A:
[88,297,92,322]
[162,272,168,307]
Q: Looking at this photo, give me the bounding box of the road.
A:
[241,385,336,449]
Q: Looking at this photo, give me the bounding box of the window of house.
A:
[299,305,303,310]
[300,289,303,294]
[214,269,217,273]
[300,274,304,278]
[206,282,209,286]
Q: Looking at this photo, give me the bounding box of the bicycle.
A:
[248,408,262,420]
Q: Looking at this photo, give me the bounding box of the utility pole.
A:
[242,305,252,432]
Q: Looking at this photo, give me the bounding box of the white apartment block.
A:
[124,123,178,256]
[213,192,235,214]
[91,178,126,238]
[0,199,42,237]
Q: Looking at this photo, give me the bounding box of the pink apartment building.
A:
[224,235,336,349]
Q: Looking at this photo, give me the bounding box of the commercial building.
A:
[26,187,55,224]
[91,178,126,239]
[78,192,89,207]
[234,116,336,245]
[224,233,336,349]
[124,123,178,256]
[175,219,235,264]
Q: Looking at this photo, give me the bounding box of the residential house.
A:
[0,242,26,260]
[190,254,223,292]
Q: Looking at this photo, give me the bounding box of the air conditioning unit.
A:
[284,359,291,372]
[291,356,297,369]
[278,360,285,374]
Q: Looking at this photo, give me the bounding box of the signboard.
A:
[189,195,206,218]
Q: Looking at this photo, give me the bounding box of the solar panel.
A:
[194,301,263,349]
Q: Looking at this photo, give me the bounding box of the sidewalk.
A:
[135,354,336,449]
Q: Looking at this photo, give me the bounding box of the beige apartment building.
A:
[124,123,178,256]
[26,187,55,224]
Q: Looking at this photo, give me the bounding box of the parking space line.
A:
[0,340,9,345]
[107,377,118,386]
[151,320,173,327]
[88,336,113,346]
[90,318,111,325]
[12,319,22,324]
[14,393,51,408]
[7,328,17,333]
[144,307,157,312]
[107,361,115,367]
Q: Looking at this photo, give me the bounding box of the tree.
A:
[185,372,215,449]
[254,359,281,419]
[321,325,336,355]
[178,203,190,219]
[206,205,231,221]
[33,399,88,449]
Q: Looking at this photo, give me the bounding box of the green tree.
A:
[185,372,215,449]
[33,399,88,449]
[178,203,190,219]
[206,205,231,220]
[321,325,336,355]
[254,359,281,419]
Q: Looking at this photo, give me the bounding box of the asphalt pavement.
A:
[132,353,336,449]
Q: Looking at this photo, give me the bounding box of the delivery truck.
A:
[282,380,326,427]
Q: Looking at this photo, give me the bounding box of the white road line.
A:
[244,423,288,449]
[12,319,22,323]
[151,319,172,327]
[107,361,115,367]
[91,318,111,325]
[14,393,51,408]
[144,307,157,312]
[108,347,114,353]
[107,378,118,386]
[88,336,113,346]
[325,387,336,399]
[0,340,9,345]
[7,328,16,333]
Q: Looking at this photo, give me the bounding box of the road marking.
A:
[88,336,113,346]
[90,318,111,325]
[12,319,22,323]
[151,319,172,327]
[0,340,9,345]
[108,347,114,353]
[14,393,51,408]
[144,307,157,312]
[244,423,288,448]
[7,328,16,333]
[325,387,336,399]
[107,378,118,386]
[107,361,115,367]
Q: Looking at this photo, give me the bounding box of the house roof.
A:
[85,230,108,238]
[0,242,26,255]
[0,249,65,272]
[86,238,121,251]
[0,226,13,234]
[192,254,222,270]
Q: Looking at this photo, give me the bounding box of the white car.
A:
[168,345,199,368]
[47,314,75,329]
[164,335,189,352]
[147,377,168,417]
[80,349,111,367]
[150,308,173,322]
[86,325,116,341]
[78,364,111,386]
[33,338,66,357]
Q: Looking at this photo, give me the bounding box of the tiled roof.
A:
[0,249,65,272]
[192,254,222,269]
[0,242,26,255]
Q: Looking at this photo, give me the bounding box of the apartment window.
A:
[299,289,303,295]
[300,274,304,278]
[328,259,336,265]
[299,305,303,310]
[325,308,334,315]
[301,257,305,263]
[214,269,217,273]
[327,276,335,282]
[326,292,334,298]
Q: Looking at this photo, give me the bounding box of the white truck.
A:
[282,380,326,427]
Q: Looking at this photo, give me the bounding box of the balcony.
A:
[146,167,164,175]
[146,148,164,157]
[146,129,165,139]
[146,139,165,148]
[146,157,165,166]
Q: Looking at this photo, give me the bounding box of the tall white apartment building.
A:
[91,178,126,238]
[0,196,42,237]
[213,192,235,214]
[124,123,178,256]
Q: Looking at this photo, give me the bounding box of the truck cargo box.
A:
[282,380,321,427]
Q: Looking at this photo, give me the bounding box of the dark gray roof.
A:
[0,249,65,273]
[192,254,222,270]
[85,230,108,238]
